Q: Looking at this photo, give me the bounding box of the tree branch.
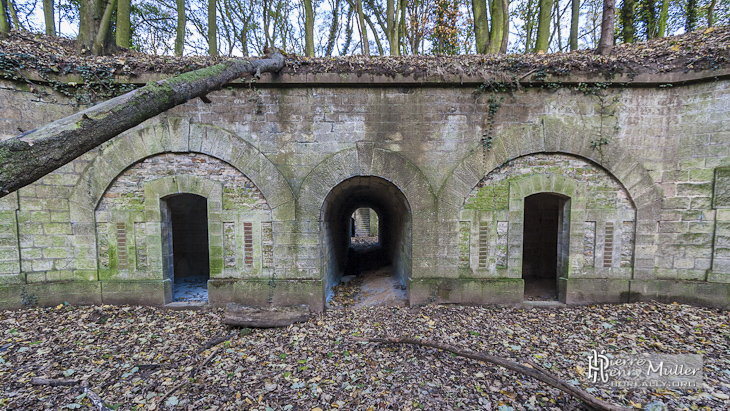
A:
[0,50,286,197]
[349,336,631,411]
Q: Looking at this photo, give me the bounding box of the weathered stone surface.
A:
[223,303,310,328]
[0,69,729,310]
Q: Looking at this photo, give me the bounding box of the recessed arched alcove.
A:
[321,177,411,298]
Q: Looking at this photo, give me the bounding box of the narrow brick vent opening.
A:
[321,177,411,301]
[522,193,569,301]
[161,194,210,302]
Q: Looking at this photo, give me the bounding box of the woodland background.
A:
[0,0,727,59]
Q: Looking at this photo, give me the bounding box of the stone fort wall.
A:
[0,69,728,310]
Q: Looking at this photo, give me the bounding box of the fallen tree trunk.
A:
[350,336,631,411]
[0,50,286,197]
[30,377,80,386]
[224,303,310,328]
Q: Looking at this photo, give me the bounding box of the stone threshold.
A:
[163,301,210,311]
[521,300,566,309]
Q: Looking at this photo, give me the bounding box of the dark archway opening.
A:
[522,193,569,300]
[322,177,411,304]
[161,194,210,302]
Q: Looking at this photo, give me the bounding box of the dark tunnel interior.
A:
[321,177,412,299]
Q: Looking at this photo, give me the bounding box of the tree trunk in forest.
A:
[78,0,117,54]
[657,0,668,37]
[0,0,10,34]
[399,0,406,54]
[524,0,536,52]
[303,0,315,56]
[7,0,21,30]
[356,0,369,55]
[43,0,55,35]
[472,0,490,54]
[641,0,657,39]
[0,51,286,197]
[535,0,552,52]
[325,0,340,56]
[487,0,505,54]
[386,0,399,55]
[363,9,384,54]
[596,0,615,55]
[92,0,117,55]
[569,0,578,50]
[621,0,635,43]
[175,0,185,56]
[685,0,696,32]
[116,0,131,48]
[707,0,716,27]
[208,0,218,56]
[500,0,509,53]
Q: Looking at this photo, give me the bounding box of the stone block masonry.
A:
[0,68,729,310]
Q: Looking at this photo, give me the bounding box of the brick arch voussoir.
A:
[297,147,436,221]
[70,120,294,223]
[440,138,660,221]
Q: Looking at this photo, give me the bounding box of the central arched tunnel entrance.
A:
[321,176,411,303]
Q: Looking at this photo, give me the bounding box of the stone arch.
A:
[440,123,660,280]
[70,119,294,223]
[297,146,438,286]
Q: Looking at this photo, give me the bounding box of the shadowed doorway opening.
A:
[321,177,411,305]
[161,194,210,302]
[522,193,569,300]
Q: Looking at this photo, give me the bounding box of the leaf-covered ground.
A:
[1,26,729,82]
[1,301,729,410]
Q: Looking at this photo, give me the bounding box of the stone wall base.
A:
[208,279,325,312]
[1,278,728,310]
[101,280,172,306]
[0,281,103,309]
[409,278,524,305]
[561,278,631,305]
[627,280,730,309]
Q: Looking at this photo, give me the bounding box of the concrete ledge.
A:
[628,280,730,309]
[101,280,172,306]
[561,278,631,305]
[208,279,325,312]
[0,281,102,309]
[409,278,524,306]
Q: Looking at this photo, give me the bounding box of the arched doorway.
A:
[522,193,570,300]
[161,193,210,302]
[321,177,411,303]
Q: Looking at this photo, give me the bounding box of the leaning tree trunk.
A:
[0,51,286,197]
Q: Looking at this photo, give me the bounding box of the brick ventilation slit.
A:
[603,222,614,268]
[116,223,127,269]
[478,222,488,268]
[243,222,253,267]
[262,222,274,268]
